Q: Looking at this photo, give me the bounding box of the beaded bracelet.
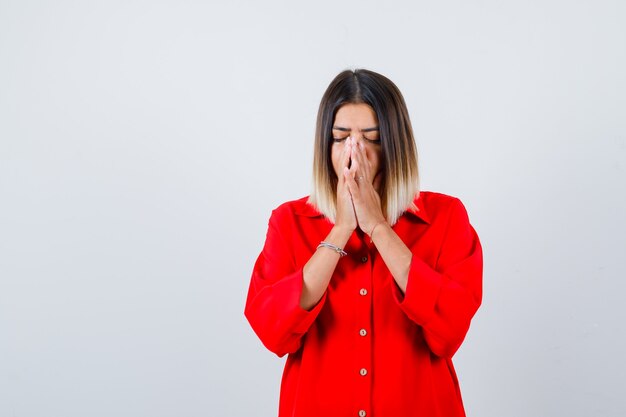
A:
[317,241,348,257]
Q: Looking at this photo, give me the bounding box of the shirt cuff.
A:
[392,255,444,326]
[271,267,328,334]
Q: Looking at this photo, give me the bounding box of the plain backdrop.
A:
[1,1,625,416]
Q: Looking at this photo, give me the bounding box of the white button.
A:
[360,368,368,376]
[359,329,367,336]
[359,410,367,417]
[359,288,368,296]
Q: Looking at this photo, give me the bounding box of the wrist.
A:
[328,225,353,247]
[366,218,387,236]
[368,220,389,242]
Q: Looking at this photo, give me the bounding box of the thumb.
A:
[344,167,358,198]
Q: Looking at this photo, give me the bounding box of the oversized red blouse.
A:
[245,191,483,417]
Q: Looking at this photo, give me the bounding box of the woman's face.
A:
[331,103,383,190]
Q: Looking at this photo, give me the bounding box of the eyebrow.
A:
[332,126,379,132]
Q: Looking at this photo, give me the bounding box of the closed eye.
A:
[333,137,380,143]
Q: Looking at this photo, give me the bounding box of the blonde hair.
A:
[308,69,420,225]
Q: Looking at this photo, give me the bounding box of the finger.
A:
[355,141,372,182]
[349,156,359,181]
[351,148,369,188]
[337,138,352,185]
[358,141,372,180]
[351,140,369,184]
[342,137,352,168]
[343,167,359,201]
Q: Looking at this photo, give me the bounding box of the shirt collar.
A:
[295,194,431,225]
[405,193,431,224]
[295,198,325,218]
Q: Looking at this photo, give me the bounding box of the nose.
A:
[350,133,364,144]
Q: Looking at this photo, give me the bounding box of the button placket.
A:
[355,248,373,417]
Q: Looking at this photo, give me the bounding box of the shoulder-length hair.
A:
[308,69,420,226]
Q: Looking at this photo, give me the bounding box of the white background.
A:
[1,1,625,416]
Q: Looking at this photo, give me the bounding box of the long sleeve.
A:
[246,194,481,417]
[392,198,483,358]
[244,208,327,357]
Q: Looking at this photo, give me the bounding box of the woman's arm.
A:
[393,199,482,357]
[245,140,358,356]
[346,140,482,358]
[300,226,352,310]
[344,139,412,289]
[300,138,358,310]
[367,222,412,292]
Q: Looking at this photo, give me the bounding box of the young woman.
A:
[245,68,483,417]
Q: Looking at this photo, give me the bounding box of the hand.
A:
[344,139,387,235]
[335,138,358,233]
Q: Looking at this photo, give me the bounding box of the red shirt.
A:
[245,191,483,417]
